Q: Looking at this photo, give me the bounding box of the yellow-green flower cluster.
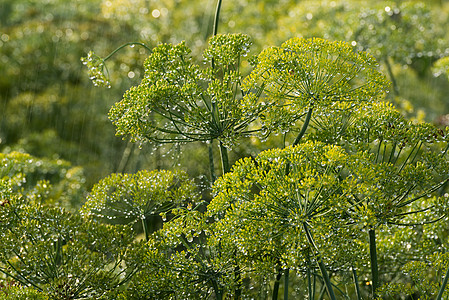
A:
[243,37,390,133]
[208,141,361,269]
[81,51,111,88]
[109,34,267,149]
[81,169,198,224]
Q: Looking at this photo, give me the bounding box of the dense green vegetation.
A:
[1,0,449,299]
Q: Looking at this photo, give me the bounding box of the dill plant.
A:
[53,1,449,299]
[0,179,140,299]
[2,0,449,299]
[79,34,449,299]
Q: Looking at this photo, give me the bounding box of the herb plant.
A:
[1,1,448,299]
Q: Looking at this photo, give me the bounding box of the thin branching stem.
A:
[307,266,313,300]
[284,268,289,300]
[5,260,41,290]
[209,140,217,183]
[211,0,223,69]
[312,272,317,300]
[369,228,379,298]
[384,56,399,96]
[212,279,223,300]
[352,267,362,300]
[103,42,152,61]
[303,222,336,300]
[436,263,449,300]
[397,141,421,175]
[272,265,283,300]
[284,107,314,174]
[0,267,38,290]
[293,107,314,147]
[142,217,150,242]
[318,283,326,300]
[219,141,231,175]
[389,215,445,226]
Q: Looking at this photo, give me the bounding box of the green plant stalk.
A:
[209,140,217,183]
[116,141,135,173]
[312,273,316,300]
[103,42,152,61]
[0,265,41,291]
[182,237,224,300]
[276,108,314,299]
[211,0,242,297]
[436,263,449,300]
[272,266,283,300]
[303,222,336,300]
[234,261,242,300]
[142,217,150,242]
[54,237,62,268]
[369,228,379,298]
[210,0,230,177]
[219,141,231,174]
[211,0,223,70]
[352,267,362,300]
[212,278,223,300]
[384,57,399,96]
[285,107,314,174]
[318,283,326,300]
[316,259,336,300]
[283,268,289,300]
[213,0,223,37]
[293,107,313,147]
[307,267,312,300]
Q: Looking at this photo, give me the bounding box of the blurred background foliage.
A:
[0,0,448,201]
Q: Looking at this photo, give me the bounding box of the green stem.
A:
[272,266,283,300]
[303,222,336,300]
[219,141,230,174]
[0,265,42,291]
[211,0,223,70]
[369,228,379,298]
[213,0,223,37]
[318,280,326,300]
[283,268,289,300]
[436,263,449,300]
[212,279,223,300]
[439,180,449,197]
[292,107,313,146]
[312,273,316,300]
[285,108,313,174]
[142,217,150,242]
[316,260,336,300]
[352,267,362,300]
[234,262,242,300]
[210,0,224,178]
[209,140,217,183]
[103,42,152,61]
[116,141,135,173]
[211,1,237,297]
[318,283,326,300]
[384,57,399,97]
[307,267,312,300]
